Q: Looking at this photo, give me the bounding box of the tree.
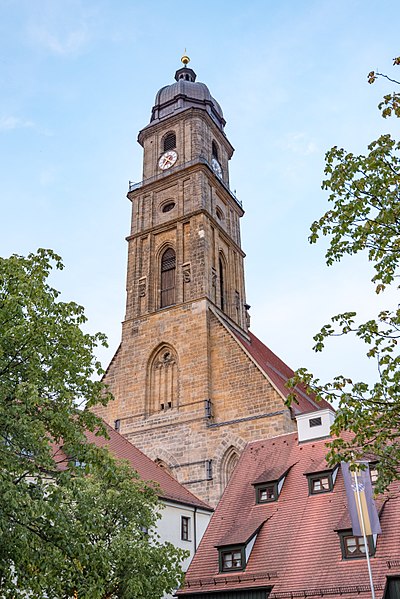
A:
[288,57,400,494]
[0,249,186,598]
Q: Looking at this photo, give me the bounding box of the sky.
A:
[1,0,399,386]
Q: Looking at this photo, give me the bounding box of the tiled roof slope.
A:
[232,329,332,414]
[179,432,400,599]
[85,421,212,511]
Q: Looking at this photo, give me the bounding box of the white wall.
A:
[296,409,335,443]
[157,501,212,571]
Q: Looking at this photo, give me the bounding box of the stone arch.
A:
[146,343,179,416]
[214,432,247,495]
[147,447,180,479]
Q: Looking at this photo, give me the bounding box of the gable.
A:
[208,309,290,423]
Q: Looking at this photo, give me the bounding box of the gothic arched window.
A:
[221,446,240,491]
[163,132,176,152]
[219,254,226,312]
[160,248,176,308]
[147,345,179,416]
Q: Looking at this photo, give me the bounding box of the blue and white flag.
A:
[341,462,381,536]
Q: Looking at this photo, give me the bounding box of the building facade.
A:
[94,60,330,507]
[178,412,400,599]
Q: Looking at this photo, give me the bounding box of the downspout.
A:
[193,506,197,552]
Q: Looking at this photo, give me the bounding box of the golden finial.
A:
[181,49,190,66]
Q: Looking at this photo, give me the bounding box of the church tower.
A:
[95,58,327,506]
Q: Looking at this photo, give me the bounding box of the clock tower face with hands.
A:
[94,57,306,507]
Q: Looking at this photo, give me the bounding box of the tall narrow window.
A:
[212,141,219,159]
[181,516,190,541]
[164,132,176,152]
[219,256,225,312]
[147,345,179,416]
[161,248,176,308]
[221,446,239,491]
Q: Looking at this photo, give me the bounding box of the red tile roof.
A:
[216,514,269,547]
[179,432,400,599]
[252,464,294,485]
[85,421,212,511]
[303,456,332,474]
[232,329,332,414]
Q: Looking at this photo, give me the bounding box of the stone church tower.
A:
[94,58,328,507]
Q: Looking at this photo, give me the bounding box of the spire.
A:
[175,51,196,82]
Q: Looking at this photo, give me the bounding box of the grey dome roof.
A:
[150,67,225,130]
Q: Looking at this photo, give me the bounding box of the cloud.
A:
[29,24,89,56]
[282,132,318,155]
[0,116,53,136]
[0,116,35,131]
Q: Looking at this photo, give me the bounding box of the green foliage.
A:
[288,58,400,494]
[0,249,187,598]
[311,134,400,292]
[368,56,400,118]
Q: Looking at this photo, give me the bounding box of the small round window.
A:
[162,202,176,213]
[216,207,224,220]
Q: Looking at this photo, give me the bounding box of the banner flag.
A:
[341,461,382,536]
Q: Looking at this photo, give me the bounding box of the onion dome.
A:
[150,57,225,130]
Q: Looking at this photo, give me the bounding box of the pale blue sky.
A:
[1,0,398,385]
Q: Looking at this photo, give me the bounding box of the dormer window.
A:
[306,467,338,495]
[163,132,176,152]
[369,463,379,486]
[255,483,277,504]
[216,519,265,574]
[219,546,244,572]
[252,465,292,504]
[309,473,332,494]
[339,530,375,559]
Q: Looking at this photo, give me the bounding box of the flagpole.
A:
[353,467,376,599]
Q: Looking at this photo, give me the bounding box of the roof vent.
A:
[296,409,335,443]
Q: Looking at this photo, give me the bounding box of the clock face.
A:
[158,150,178,170]
[211,157,222,179]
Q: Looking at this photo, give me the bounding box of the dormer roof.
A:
[252,464,294,486]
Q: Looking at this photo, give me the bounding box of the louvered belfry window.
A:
[212,140,219,159]
[163,132,176,152]
[160,248,176,308]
